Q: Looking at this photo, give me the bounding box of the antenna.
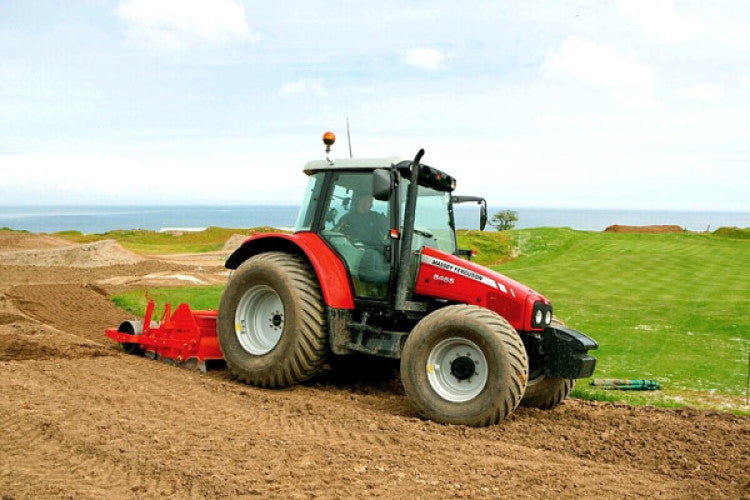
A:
[346,118,353,158]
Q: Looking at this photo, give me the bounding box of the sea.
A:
[0,205,748,234]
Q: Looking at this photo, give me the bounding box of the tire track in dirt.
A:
[0,407,156,498]
[3,355,747,498]
[0,320,113,361]
[7,283,131,345]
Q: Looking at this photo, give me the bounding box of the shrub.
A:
[490,210,518,231]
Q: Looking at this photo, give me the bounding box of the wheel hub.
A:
[270,312,283,329]
[426,337,488,402]
[450,356,476,380]
[234,285,284,355]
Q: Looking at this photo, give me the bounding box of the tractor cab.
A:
[294,157,482,304]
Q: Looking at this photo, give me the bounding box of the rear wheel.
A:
[521,316,575,410]
[401,305,528,426]
[217,252,327,387]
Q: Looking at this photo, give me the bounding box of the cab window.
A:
[319,172,390,299]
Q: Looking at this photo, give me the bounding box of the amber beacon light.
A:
[322,131,336,153]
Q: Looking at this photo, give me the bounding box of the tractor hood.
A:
[415,246,550,332]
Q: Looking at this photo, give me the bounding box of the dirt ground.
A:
[1,232,748,498]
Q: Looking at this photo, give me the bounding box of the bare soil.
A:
[1,232,748,498]
[0,230,74,252]
[0,239,143,267]
[222,233,251,251]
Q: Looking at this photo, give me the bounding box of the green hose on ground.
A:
[590,379,661,391]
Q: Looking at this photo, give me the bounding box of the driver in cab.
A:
[336,194,388,248]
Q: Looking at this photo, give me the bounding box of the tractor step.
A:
[346,320,408,359]
[106,299,223,368]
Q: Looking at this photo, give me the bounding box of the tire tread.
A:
[401,304,528,426]
[219,251,328,388]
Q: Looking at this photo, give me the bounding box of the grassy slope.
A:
[55,226,281,254]
[110,227,750,412]
[497,228,749,410]
[455,230,514,266]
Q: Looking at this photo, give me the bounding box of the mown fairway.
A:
[112,227,750,412]
[497,228,749,410]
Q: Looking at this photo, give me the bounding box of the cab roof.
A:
[303,156,456,192]
[304,157,406,173]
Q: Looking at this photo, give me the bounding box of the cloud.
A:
[743,75,750,88]
[280,79,327,97]
[546,36,655,88]
[618,0,705,43]
[116,0,254,49]
[404,48,446,70]
[0,154,305,204]
[609,89,667,112]
[676,83,722,102]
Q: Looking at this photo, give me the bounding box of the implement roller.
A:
[106,298,222,372]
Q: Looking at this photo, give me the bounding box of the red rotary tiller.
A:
[106,298,222,371]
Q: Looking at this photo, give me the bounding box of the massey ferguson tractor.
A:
[108,132,597,426]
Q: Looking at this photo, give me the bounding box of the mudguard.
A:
[225,232,355,310]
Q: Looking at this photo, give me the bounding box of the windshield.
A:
[400,179,456,254]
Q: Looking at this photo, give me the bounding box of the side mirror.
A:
[372,169,393,201]
[452,195,488,231]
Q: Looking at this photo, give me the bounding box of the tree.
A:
[490,210,518,231]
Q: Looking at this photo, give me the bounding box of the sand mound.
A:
[222,233,251,251]
[0,230,74,252]
[604,225,684,234]
[0,240,144,268]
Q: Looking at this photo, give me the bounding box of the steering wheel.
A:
[414,227,434,239]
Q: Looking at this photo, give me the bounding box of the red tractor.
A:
[216,135,597,426]
[108,133,597,426]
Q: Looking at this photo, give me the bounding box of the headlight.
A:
[531,301,553,328]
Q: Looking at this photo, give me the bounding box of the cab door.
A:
[318,171,392,300]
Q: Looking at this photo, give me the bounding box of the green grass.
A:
[55,226,282,254]
[110,227,750,412]
[112,285,224,317]
[498,228,750,409]
[456,229,514,266]
[713,226,750,239]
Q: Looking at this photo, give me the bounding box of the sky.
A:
[1,1,748,210]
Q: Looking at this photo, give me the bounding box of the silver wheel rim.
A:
[234,285,284,355]
[426,337,488,402]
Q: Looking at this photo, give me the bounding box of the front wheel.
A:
[400,305,528,426]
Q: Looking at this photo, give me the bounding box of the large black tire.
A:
[521,316,575,410]
[217,252,327,387]
[400,305,528,426]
